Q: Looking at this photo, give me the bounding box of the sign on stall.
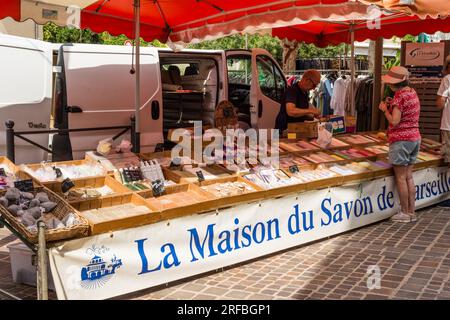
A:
[405,42,445,67]
[49,167,450,300]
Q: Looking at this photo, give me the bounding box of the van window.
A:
[0,46,48,105]
[256,55,286,103]
[227,56,252,85]
[161,63,199,76]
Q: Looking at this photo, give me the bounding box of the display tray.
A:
[0,160,42,190]
[73,193,160,235]
[139,150,174,167]
[278,139,320,154]
[163,165,233,183]
[1,158,40,190]
[138,183,218,220]
[277,154,315,171]
[62,176,131,203]
[358,159,393,178]
[242,167,304,191]
[195,176,265,208]
[414,152,443,169]
[363,132,388,143]
[0,186,89,243]
[300,150,347,164]
[326,161,375,183]
[421,138,442,150]
[364,144,389,156]
[21,159,108,190]
[331,147,378,161]
[335,134,381,146]
[85,152,136,174]
[0,157,18,174]
[282,165,345,192]
[309,137,350,150]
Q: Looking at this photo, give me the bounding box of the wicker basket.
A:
[0,186,90,244]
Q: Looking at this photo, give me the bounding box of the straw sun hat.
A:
[382,66,410,84]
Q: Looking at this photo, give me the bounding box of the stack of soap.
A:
[290,166,338,183]
[334,148,376,159]
[296,140,320,151]
[201,181,256,198]
[279,142,302,152]
[365,145,389,155]
[147,190,212,209]
[302,152,343,164]
[337,135,376,145]
[243,169,300,189]
[81,204,151,223]
[310,138,349,149]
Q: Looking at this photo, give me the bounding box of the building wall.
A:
[0,17,43,40]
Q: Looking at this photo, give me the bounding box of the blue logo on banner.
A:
[80,245,122,289]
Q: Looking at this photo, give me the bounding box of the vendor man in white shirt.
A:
[437,55,450,163]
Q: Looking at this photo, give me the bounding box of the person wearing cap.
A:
[436,55,450,163]
[278,70,321,125]
[379,66,421,223]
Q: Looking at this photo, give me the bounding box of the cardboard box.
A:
[287,121,318,139]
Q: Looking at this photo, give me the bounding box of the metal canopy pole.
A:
[134,0,141,153]
[350,23,356,120]
[372,37,383,130]
[36,220,48,300]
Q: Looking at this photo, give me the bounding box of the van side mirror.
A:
[66,106,83,113]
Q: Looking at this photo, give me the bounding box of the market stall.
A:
[1,0,450,301]
[1,130,450,299]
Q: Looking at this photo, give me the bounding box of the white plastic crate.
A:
[7,243,55,291]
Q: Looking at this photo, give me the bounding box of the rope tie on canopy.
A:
[95,0,110,13]
[197,0,224,13]
[154,0,172,40]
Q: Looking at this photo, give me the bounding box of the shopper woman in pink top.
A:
[379,66,421,223]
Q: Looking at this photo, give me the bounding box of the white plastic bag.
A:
[316,122,333,149]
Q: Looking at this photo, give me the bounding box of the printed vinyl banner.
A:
[49,167,450,300]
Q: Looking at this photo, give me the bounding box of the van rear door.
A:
[0,34,52,164]
[226,49,286,130]
[61,44,163,159]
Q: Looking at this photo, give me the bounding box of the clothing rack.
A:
[286,69,372,76]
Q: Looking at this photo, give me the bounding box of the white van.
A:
[0,34,287,164]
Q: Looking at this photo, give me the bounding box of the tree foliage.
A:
[43,23,166,47]
[43,23,102,44]
[44,24,408,70]
[188,34,347,64]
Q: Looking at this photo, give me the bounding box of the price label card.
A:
[196,170,205,182]
[289,165,299,174]
[0,168,6,177]
[53,167,63,178]
[151,179,165,197]
[14,179,34,192]
[61,178,75,194]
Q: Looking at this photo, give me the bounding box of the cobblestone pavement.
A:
[1,206,450,300]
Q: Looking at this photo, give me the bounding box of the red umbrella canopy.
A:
[1,0,378,44]
[272,14,450,47]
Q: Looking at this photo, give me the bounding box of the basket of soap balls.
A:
[0,187,90,243]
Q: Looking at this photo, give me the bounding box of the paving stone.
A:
[224,290,250,299]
